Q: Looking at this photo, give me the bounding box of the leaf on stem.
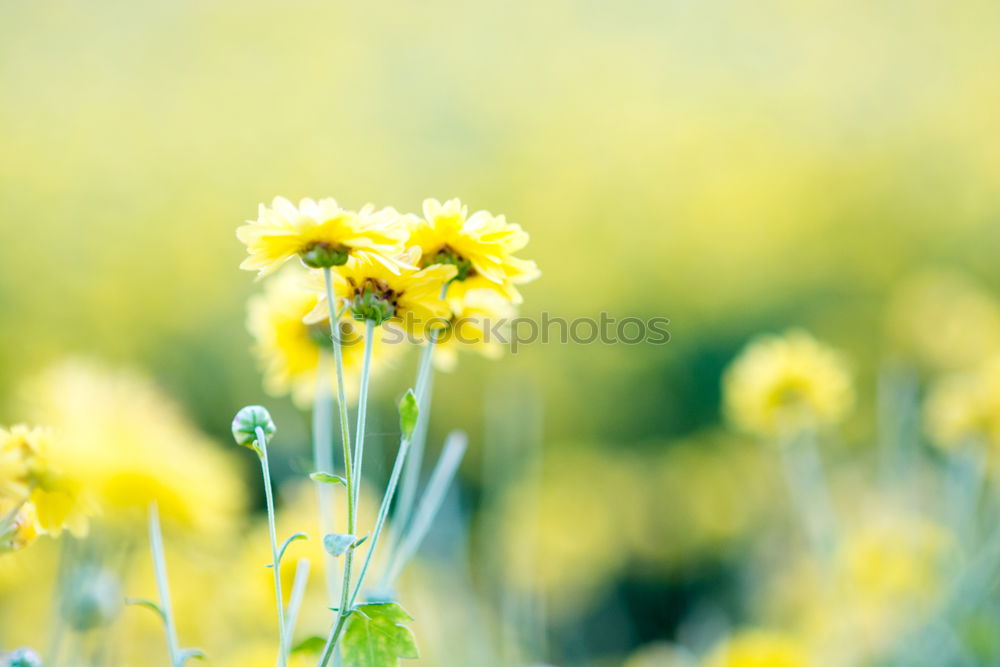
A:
[272,532,308,567]
[178,648,206,663]
[310,471,347,485]
[125,597,166,623]
[341,602,418,667]
[398,390,419,441]
[323,533,358,557]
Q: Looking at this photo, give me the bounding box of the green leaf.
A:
[341,602,418,667]
[398,390,419,441]
[178,648,206,663]
[276,532,308,566]
[292,635,327,654]
[125,598,166,623]
[324,533,358,556]
[310,471,347,485]
[353,534,369,549]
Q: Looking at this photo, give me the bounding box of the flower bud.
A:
[231,406,276,449]
[3,648,42,667]
[60,565,122,631]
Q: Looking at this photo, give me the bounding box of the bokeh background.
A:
[3,1,1000,665]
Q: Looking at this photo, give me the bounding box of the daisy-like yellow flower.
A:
[0,425,94,537]
[723,330,854,439]
[237,197,408,277]
[247,269,404,406]
[433,288,514,371]
[409,198,539,304]
[925,355,1000,453]
[305,247,456,337]
[705,630,809,667]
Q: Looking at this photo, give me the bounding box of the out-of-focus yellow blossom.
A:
[0,500,40,552]
[18,361,245,533]
[433,288,514,371]
[704,630,809,667]
[247,269,404,406]
[925,355,1000,454]
[500,445,646,614]
[410,198,539,304]
[237,197,408,277]
[765,500,951,661]
[216,643,312,667]
[723,330,854,438]
[887,270,1000,371]
[635,431,780,568]
[0,425,94,537]
[305,247,456,337]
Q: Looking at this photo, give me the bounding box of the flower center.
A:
[300,241,350,268]
[347,278,399,325]
[423,245,474,281]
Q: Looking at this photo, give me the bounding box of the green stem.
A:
[312,358,338,605]
[351,320,376,512]
[148,503,181,667]
[258,426,288,667]
[284,557,311,651]
[392,340,436,543]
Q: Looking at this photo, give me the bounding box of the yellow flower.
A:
[925,355,1000,453]
[0,500,40,553]
[705,630,809,667]
[409,198,539,304]
[723,330,854,438]
[247,269,404,406]
[237,197,408,277]
[305,247,456,337]
[18,361,245,534]
[433,288,514,371]
[0,425,94,537]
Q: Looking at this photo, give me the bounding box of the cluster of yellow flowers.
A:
[0,425,93,553]
[241,196,538,405]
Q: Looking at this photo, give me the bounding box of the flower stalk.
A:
[256,425,289,667]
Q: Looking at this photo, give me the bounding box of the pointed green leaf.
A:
[292,635,327,654]
[276,532,308,565]
[342,602,418,667]
[125,598,166,623]
[352,534,369,549]
[398,390,419,441]
[324,533,358,557]
[310,472,347,485]
[179,648,206,663]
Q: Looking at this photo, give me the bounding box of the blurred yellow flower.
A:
[305,247,456,337]
[925,355,1000,453]
[18,361,245,534]
[0,425,94,537]
[410,198,539,304]
[237,197,408,277]
[723,330,854,438]
[247,269,404,406]
[0,500,40,553]
[704,630,809,667]
[433,288,514,371]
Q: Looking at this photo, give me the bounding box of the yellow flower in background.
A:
[18,361,245,534]
[247,269,404,406]
[705,630,809,667]
[305,247,456,337]
[723,330,854,438]
[0,425,94,537]
[925,355,1000,453]
[0,500,40,553]
[410,198,539,304]
[237,197,408,277]
[433,288,514,371]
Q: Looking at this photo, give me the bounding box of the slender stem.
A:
[284,558,311,652]
[392,340,436,544]
[349,436,412,605]
[352,320,376,513]
[383,431,468,587]
[258,426,288,667]
[312,359,338,605]
[148,503,181,667]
